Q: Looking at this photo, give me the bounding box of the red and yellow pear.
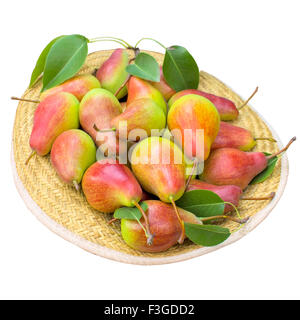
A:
[169,89,239,121]
[212,121,265,151]
[127,76,167,115]
[110,98,166,140]
[150,66,176,101]
[82,159,154,244]
[202,137,296,189]
[82,159,142,213]
[96,48,129,99]
[186,180,242,213]
[121,200,201,253]
[79,88,122,155]
[50,129,96,190]
[131,137,187,243]
[40,74,101,101]
[27,92,80,163]
[167,94,220,161]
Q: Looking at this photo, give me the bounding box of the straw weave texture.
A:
[12,50,281,260]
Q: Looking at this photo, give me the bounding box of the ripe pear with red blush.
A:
[96,48,129,99]
[169,89,239,121]
[186,180,242,213]
[82,159,154,244]
[110,98,166,140]
[131,137,187,243]
[167,94,220,161]
[131,137,186,203]
[50,129,96,190]
[186,179,275,214]
[212,122,276,151]
[127,76,167,114]
[79,88,122,155]
[82,159,143,213]
[202,137,296,189]
[40,74,100,101]
[150,66,176,101]
[27,92,80,164]
[121,200,201,253]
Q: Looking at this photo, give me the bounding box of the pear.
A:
[202,137,296,189]
[40,74,101,101]
[150,66,176,101]
[168,89,239,121]
[27,92,80,163]
[127,76,167,115]
[131,137,187,243]
[212,121,277,151]
[167,94,220,161]
[96,48,129,99]
[50,129,96,190]
[82,159,142,212]
[212,121,256,151]
[110,98,166,140]
[186,179,242,213]
[131,137,186,202]
[82,159,154,244]
[79,88,122,155]
[187,179,275,213]
[121,200,201,252]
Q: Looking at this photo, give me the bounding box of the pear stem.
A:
[114,75,131,97]
[132,200,154,246]
[254,137,277,143]
[25,150,36,165]
[238,86,259,110]
[108,218,118,225]
[241,192,275,201]
[93,124,116,133]
[72,180,80,192]
[223,201,242,219]
[185,158,199,191]
[11,96,40,103]
[134,38,166,50]
[266,136,296,160]
[88,36,133,49]
[169,196,185,244]
[88,38,130,49]
[200,215,249,224]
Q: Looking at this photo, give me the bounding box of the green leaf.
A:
[126,52,160,82]
[163,45,199,91]
[42,34,88,92]
[250,153,278,184]
[29,36,64,88]
[114,202,148,220]
[185,223,231,247]
[176,190,225,217]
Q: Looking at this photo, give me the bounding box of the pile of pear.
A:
[22,48,295,253]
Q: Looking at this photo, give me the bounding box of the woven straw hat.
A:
[12,50,288,265]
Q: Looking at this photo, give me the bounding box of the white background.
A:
[1,0,299,300]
